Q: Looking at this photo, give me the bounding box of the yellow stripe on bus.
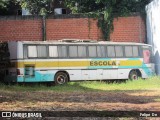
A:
[14,60,143,68]
[16,61,90,68]
[120,60,142,66]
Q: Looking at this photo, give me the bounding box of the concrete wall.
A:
[146,0,160,75]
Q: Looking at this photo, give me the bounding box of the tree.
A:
[0,0,9,15]
[64,0,150,40]
[16,0,55,15]
[0,0,10,8]
[0,0,19,15]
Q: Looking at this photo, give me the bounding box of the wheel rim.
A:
[132,74,138,80]
[56,75,66,84]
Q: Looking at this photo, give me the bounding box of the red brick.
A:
[0,15,145,42]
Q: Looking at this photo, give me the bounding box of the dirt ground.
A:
[1,90,160,111]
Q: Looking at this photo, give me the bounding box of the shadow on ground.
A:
[0,82,160,105]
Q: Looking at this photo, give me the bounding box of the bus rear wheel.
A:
[54,72,68,85]
[129,70,138,80]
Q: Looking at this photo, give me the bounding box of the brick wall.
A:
[46,18,101,40]
[110,16,146,43]
[0,16,42,42]
[0,14,146,43]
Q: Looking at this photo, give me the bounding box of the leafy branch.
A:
[64,0,150,41]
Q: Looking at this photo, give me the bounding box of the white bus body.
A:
[2,41,155,84]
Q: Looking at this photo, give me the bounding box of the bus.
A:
[0,40,155,85]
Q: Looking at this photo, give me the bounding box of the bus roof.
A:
[8,40,151,46]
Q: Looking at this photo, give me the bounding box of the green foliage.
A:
[16,0,54,15]
[0,0,10,8]
[0,0,18,15]
[64,0,150,40]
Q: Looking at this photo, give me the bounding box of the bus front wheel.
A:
[129,70,138,80]
[54,72,68,85]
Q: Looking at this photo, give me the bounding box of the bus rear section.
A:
[4,41,58,83]
[0,42,10,82]
[2,41,20,82]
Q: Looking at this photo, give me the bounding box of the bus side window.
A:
[37,45,47,58]
[107,46,115,58]
[49,46,58,58]
[78,46,87,58]
[28,46,37,58]
[69,46,78,58]
[115,46,123,57]
[24,45,28,59]
[125,46,133,57]
[133,46,139,57]
[88,46,97,58]
[58,46,67,58]
[97,46,106,58]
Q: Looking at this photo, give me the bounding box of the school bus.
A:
[1,40,155,85]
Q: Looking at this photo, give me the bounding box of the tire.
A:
[54,72,68,85]
[129,70,138,80]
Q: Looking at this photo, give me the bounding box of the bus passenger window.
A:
[115,46,123,57]
[133,46,139,57]
[69,46,78,57]
[49,46,58,57]
[78,46,87,58]
[125,46,133,57]
[107,46,115,57]
[37,46,47,58]
[58,46,67,58]
[88,46,97,57]
[28,46,37,58]
[97,46,105,58]
[24,45,28,59]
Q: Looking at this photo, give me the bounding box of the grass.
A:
[1,76,160,111]
[0,76,160,92]
[79,76,160,91]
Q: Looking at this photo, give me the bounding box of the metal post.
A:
[42,15,46,41]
